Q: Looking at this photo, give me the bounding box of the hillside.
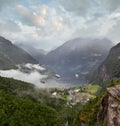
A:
[0,75,101,126]
[0,36,37,69]
[0,91,60,126]
[15,43,46,64]
[71,79,120,126]
[45,38,113,83]
[0,65,120,126]
[91,42,120,83]
[0,76,63,126]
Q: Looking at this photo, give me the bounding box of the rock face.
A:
[107,85,120,126]
[98,65,112,82]
[98,85,120,126]
[91,42,120,83]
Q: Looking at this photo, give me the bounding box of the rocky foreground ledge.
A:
[107,85,120,126]
[107,85,120,98]
[98,85,120,126]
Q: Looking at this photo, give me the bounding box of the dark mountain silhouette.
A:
[91,42,120,83]
[15,43,46,64]
[0,36,37,69]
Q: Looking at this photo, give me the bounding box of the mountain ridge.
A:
[43,37,113,83]
[0,36,37,69]
[15,43,46,64]
[91,42,120,84]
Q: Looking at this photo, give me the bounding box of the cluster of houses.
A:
[50,87,91,107]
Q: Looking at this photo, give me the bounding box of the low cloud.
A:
[0,69,47,88]
[99,12,120,38]
[0,64,71,88]
[0,20,21,33]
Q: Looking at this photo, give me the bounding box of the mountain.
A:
[45,38,113,83]
[0,76,62,126]
[91,42,120,83]
[15,43,46,64]
[0,36,37,69]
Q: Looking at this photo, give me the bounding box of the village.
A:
[49,85,100,106]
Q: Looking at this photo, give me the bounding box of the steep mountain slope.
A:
[45,38,113,83]
[0,92,60,126]
[15,43,46,64]
[0,76,62,126]
[71,79,120,126]
[0,36,37,69]
[91,42,120,83]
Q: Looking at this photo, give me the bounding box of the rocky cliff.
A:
[91,42,120,84]
[107,85,120,126]
[98,85,120,126]
[72,83,120,126]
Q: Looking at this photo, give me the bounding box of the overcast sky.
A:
[0,0,120,51]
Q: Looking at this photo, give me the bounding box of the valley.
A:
[0,1,120,125]
[0,36,114,88]
[0,35,120,126]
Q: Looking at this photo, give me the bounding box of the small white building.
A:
[52,92,57,96]
[74,89,80,93]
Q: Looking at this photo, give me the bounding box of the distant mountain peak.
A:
[44,37,113,84]
[0,36,12,44]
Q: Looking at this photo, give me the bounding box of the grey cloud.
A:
[57,0,92,16]
[14,5,46,27]
[72,23,99,38]
[0,0,119,51]
[0,20,21,32]
[106,18,120,42]
[0,0,16,11]
[100,0,120,12]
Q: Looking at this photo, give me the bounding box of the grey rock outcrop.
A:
[98,85,120,126]
[107,85,120,126]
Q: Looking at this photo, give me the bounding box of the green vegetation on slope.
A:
[71,78,120,126]
[0,91,61,126]
[1,75,118,126]
[0,76,102,126]
[0,76,63,126]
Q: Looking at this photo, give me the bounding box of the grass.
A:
[80,92,96,99]
[85,85,101,94]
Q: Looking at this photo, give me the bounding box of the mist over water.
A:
[0,69,46,88]
[0,64,81,88]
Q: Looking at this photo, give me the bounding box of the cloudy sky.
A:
[0,0,120,51]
